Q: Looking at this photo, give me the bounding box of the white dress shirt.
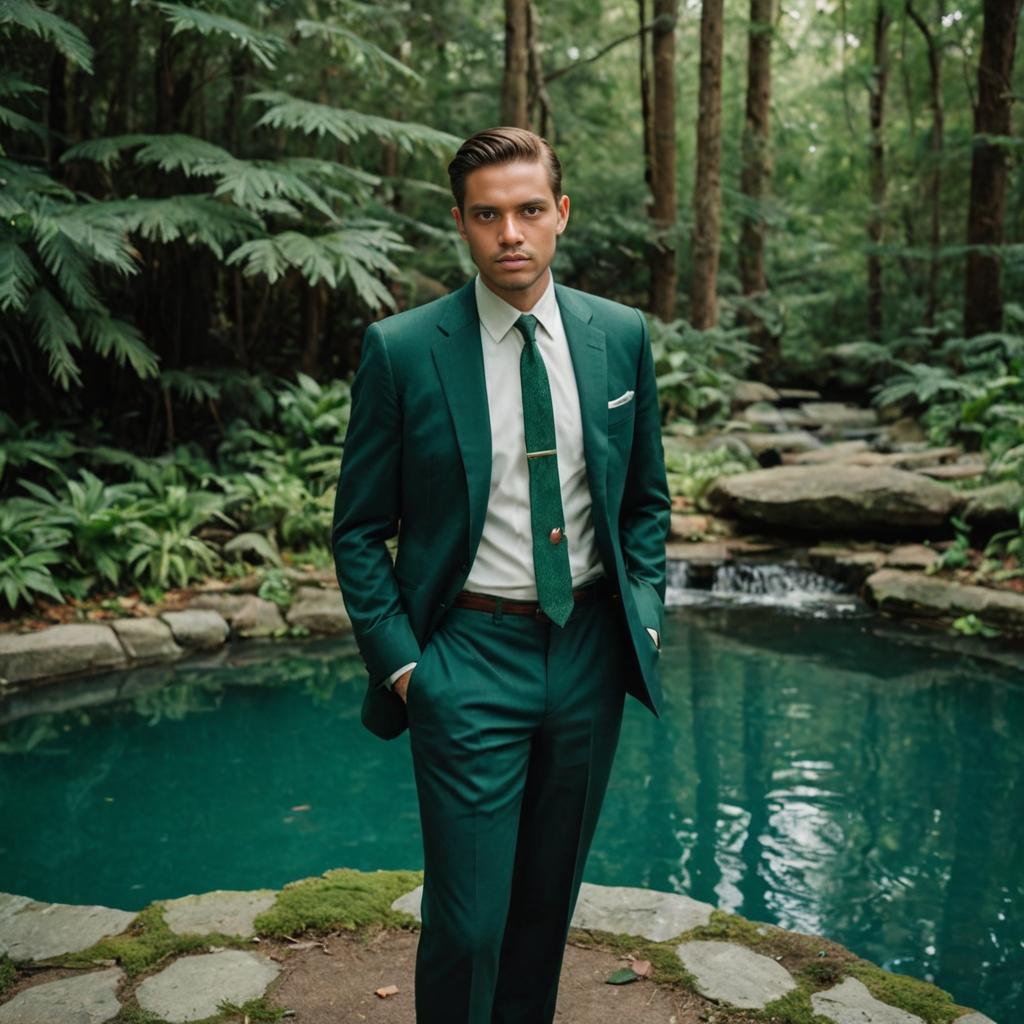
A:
[387,272,604,687]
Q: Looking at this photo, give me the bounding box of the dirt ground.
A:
[259,928,763,1024]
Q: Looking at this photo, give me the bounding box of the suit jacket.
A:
[331,278,671,740]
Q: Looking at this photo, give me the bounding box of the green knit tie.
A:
[517,313,574,627]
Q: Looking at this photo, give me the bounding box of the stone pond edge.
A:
[0,869,997,1024]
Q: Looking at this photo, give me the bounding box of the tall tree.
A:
[867,1,892,341]
[502,0,529,128]
[650,0,678,322]
[963,0,1023,337]
[906,0,944,328]
[738,0,776,374]
[691,0,724,329]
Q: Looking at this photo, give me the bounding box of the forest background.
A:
[0,0,1021,619]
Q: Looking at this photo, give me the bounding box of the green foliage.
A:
[950,614,1001,638]
[663,442,757,503]
[650,317,758,424]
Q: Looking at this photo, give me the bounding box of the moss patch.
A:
[566,927,696,987]
[58,903,252,977]
[0,955,16,998]
[253,867,423,936]
[848,962,966,1024]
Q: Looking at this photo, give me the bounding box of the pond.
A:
[1,602,1021,1021]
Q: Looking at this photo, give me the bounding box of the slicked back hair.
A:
[448,126,562,213]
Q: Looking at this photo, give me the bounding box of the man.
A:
[332,127,670,1023]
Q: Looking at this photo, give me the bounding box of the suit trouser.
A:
[405,585,628,1024]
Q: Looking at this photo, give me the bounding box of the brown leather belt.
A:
[453,577,612,620]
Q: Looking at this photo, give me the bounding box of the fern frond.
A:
[0,157,74,199]
[97,196,263,258]
[250,91,458,152]
[0,102,46,138]
[295,19,421,82]
[0,0,94,72]
[34,207,139,277]
[212,159,337,221]
[79,313,160,379]
[227,231,336,286]
[154,3,282,69]
[62,133,232,175]
[0,241,37,312]
[0,73,45,99]
[26,287,83,389]
[160,369,224,403]
[35,228,103,312]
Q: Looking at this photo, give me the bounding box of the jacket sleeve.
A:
[619,308,671,608]
[331,322,421,687]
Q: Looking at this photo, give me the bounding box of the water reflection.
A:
[1,612,1021,1020]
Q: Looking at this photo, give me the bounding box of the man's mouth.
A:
[497,253,530,268]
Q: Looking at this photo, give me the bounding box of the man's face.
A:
[452,159,570,312]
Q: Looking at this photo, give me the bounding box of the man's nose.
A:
[498,214,524,245]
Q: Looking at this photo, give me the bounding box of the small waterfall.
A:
[666,559,862,616]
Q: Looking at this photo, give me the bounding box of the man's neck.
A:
[477,269,553,313]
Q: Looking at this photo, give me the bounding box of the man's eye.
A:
[524,207,540,216]
[478,212,495,221]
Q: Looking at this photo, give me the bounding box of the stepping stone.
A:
[286,587,352,634]
[569,883,714,941]
[159,610,230,649]
[674,940,796,1008]
[789,440,871,464]
[732,380,780,405]
[159,889,277,938]
[0,626,126,685]
[110,618,183,662]
[885,544,939,571]
[810,977,925,1023]
[739,431,824,456]
[0,894,135,961]
[918,462,986,481]
[741,403,787,429]
[956,1014,997,1024]
[392,882,714,943]
[187,593,254,619]
[799,402,879,430]
[0,967,123,1024]
[135,949,280,1023]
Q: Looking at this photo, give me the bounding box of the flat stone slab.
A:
[159,610,230,649]
[789,440,871,464]
[674,940,797,1008]
[736,430,824,456]
[159,889,277,937]
[109,618,183,662]
[186,593,253,619]
[955,1013,998,1024]
[799,401,879,429]
[705,465,958,534]
[867,569,1024,633]
[286,587,351,634]
[0,966,123,1024]
[0,894,135,962]
[0,626,127,685]
[885,544,939,570]
[569,883,714,941]
[810,977,925,1023]
[135,949,280,1023]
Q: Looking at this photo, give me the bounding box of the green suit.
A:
[331,278,670,1021]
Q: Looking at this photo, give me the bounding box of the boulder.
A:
[109,618,183,663]
[704,465,959,534]
[231,596,286,638]
[866,569,1024,633]
[286,587,352,634]
[0,625,127,685]
[159,610,230,649]
[960,480,1024,530]
[186,593,253,619]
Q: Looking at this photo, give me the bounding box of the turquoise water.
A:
[1,608,1021,1020]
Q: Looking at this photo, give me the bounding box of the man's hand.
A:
[394,666,414,703]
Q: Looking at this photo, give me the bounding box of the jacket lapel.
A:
[432,280,492,563]
[556,284,609,523]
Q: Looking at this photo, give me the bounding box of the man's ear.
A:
[452,205,468,241]
[555,194,570,235]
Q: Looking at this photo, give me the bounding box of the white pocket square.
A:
[608,390,635,409]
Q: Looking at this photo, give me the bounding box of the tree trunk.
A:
[502,0,530,128]
[527,2,553,138]
[650,0,678,323]
[867,2,892,341]
[906,1,944,328]
[739,0,776,376]
[963,0,1023,337]
[691,0,724,329]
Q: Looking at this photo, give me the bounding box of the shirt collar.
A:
[475,272,557,344]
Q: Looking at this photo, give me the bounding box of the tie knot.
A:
[516,314,539,346]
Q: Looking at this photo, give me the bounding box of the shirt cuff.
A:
[385,661,417,689]
[645,627,660,650]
